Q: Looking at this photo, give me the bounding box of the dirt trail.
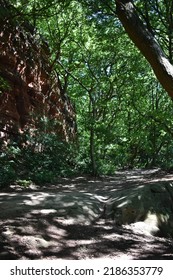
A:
[0,169,173,260]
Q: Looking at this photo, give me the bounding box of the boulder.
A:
[104,182,173,237]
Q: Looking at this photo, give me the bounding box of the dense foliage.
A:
[1,0,173,187]
[0,119,77,187]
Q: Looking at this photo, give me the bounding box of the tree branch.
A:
[115,0,173,98]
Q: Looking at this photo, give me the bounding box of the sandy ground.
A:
[0,169,173,260]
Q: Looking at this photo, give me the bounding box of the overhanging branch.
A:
[115,0,173,98]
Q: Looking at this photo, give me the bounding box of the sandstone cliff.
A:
[0,2,76,142]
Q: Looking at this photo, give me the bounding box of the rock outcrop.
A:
[0,1,76,142]
[104,181,173,237]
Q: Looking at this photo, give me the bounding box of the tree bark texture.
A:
[115,0,173,98]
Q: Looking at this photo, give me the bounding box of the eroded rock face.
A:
[0,3,76,141]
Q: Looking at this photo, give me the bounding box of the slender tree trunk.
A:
[89,92,97,176]
[115,0,173,98]
[90,124,97,176]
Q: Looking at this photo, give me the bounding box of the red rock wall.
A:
[0,12,76,141]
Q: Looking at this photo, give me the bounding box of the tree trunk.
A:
[89,92,97,176]
[115,0,173,98]
[90,124,97,176]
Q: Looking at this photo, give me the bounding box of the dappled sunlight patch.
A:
[20,236,51,249]
[125,175,144,181]
[23,195,51,206]
[148,176,173,183]
[47,225,67,238]
[30,209,58,215]
[136,185,145,189]
[1,226,15,237]
[129,217,159,237]
[1,170,173,259]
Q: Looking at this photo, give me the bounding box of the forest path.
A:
[0,169,173,260]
